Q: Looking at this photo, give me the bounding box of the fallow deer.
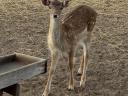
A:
[41,0,97,96]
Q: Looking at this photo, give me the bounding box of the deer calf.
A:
[41,0,97,96]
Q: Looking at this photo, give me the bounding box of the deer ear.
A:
[42,0,50,6]
[63,0,70,7]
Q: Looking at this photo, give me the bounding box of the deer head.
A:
[41,0,70,18]
[42,0,70,8]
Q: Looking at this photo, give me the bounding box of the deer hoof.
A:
[42,91,49,96]
[68,84,74,91]
[77,68,83,75]
[80,79,86,88]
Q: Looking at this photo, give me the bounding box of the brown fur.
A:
[60,5,97,50]
[62,5,97,32]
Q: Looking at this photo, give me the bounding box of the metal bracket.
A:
[42,59,47,74]
[0,84,20,96]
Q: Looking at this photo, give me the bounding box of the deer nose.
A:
[53,15,58,18]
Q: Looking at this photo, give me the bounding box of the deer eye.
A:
[60,6,63,10]
[48,6,51,9]
[53,15,58,18]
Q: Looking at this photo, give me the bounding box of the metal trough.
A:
[0,53,47,96]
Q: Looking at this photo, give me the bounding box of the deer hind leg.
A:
[43,51,59,96]
[78,54,84,75]
[79,42,87,87]
[68,50,75,90]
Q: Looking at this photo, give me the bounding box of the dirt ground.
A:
[0,0,128,96]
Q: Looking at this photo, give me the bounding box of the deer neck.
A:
[49,14,62,35]
[48,14,68,52]
[48,14,64,49]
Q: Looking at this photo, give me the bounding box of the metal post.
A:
[0,91,3,96]
[2,84,20,96]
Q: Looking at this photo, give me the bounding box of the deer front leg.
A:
[68,50,74,90]
[43,51,59,96]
